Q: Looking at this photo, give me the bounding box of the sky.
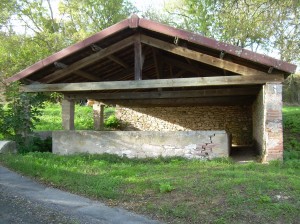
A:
[130,0,166,11]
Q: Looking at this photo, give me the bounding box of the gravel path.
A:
[0,185,82,224]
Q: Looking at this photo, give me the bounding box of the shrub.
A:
[104,115,120,128]
[0,82,47,153]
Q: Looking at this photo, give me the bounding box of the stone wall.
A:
[116,106,252,146]
[53,130,230,159]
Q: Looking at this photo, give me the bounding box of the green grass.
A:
[283,106,300,160]
[0,153,299,224]
[0,105,299,223]
[34,102,115,131]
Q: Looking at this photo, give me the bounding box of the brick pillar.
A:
[93,102,105,131]
[264,83,283,162]
[62,98,75,130]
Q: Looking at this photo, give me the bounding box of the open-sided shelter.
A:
[6,15,297,162]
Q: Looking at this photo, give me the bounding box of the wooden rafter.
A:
[91,44,129,68]
[161,55,220,76]
[39,36,134,83]
[22,74,284,92]
[140,35,269,77]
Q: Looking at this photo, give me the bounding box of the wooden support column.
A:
[134,34,143,80]
[62,98,75,130]
[93,102,105,131]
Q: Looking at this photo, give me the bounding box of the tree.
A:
[58,0,136,38]
[0,0,136,78]
[166,0,300,64]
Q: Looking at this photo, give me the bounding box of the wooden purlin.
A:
[22,75,284,92]
[65,87,260,100]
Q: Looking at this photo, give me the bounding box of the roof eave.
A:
[5,17,135,84]
[138,18,297,74]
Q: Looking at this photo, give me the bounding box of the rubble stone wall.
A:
[116,105,252,146]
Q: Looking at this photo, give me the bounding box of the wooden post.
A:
[134,34,142,80]
[93,102,105,130]
[62,98,75,130]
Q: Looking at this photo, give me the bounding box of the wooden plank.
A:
[22,75,284,92]
[73,70,100,81]
[140,35,270,77]
[108,55,129,68]
[53,62,100,81]
[101,96,256,107]
[65,87,260,100]
[39,36,134,83]
[134,34,143,80]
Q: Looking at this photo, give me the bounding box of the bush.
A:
[0,82,47,153]
[18,136,52,154]
[104,115,120,128]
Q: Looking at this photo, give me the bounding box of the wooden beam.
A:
[53,62,100,81]
[22,75,284,92]
[152,48,163,79]
[65,87,260,100]
[134,34,143,80]
[39,36,134,83]
[91,44,129,68]
[140,35,269,77]
[102,96,256,107]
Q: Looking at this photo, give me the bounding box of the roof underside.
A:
[6,15,297,106]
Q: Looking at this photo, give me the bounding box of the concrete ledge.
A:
[53,131,230,159]
[0,141,17,154]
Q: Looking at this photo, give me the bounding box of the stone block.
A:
[53,130,230,159]
[0,141,17,154]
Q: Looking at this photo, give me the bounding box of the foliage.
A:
[104,115,120,129]
[0,82,47,152]
[283,106,300,160]
[34,102,117,130]
[163,0,300,64]
[0,153,299,223]
[0,0,136,79]
[159,182,175,193]
[283,74,300,105]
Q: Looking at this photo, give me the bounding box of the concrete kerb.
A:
[0,141,16,154]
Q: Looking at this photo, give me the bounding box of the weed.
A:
[104,115,120,128]
[159,182,175,193]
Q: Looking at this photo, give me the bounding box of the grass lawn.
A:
[0,154,299,224]
[34,102,115,131]
[0,105,299,223]
[283,106,300,159]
